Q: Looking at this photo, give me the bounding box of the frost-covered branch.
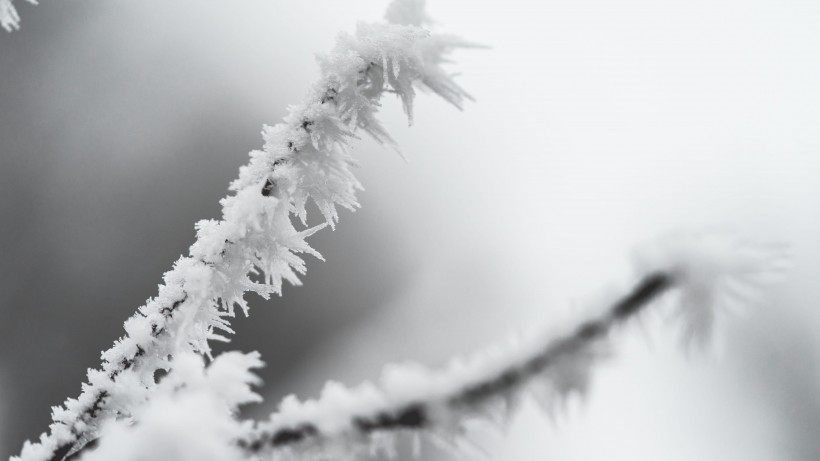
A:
[12,2,475,461]
[240,274,672,458]
[236,233,787,460]
[0,0,34,32]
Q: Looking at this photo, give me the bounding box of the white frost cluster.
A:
[633,232,790,347]
[80,352,263,461]
[12,1,474,460]
[0,0,34,32]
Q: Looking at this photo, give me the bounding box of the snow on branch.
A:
[12,3,475,461]
[235,233,786,461]
[78,352,265,461]
[0,0,34,32]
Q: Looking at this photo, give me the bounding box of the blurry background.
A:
[1,0,820,459]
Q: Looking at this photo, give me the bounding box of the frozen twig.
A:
[237,233,786,460]
[11,2,474,461]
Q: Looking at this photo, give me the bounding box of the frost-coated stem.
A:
[12,2,474,461]
[241,273,673,456]
[241,232,785,460]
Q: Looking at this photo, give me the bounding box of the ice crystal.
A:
[633,232,790,347]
